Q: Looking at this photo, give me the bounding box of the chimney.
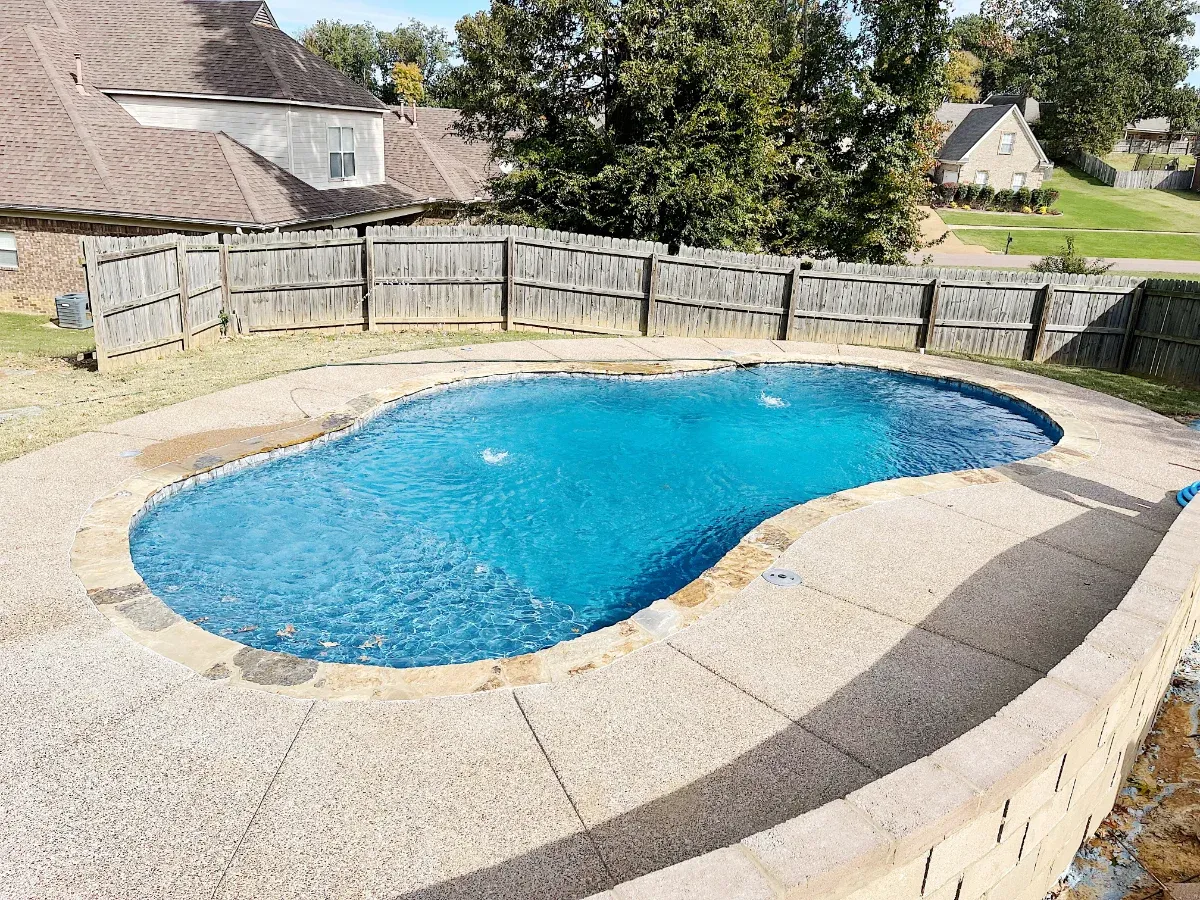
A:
[74,53,84,94]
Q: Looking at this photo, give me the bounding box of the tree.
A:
[946,49,982,102]
[455,0,787,249]
[300,19,456,105]
[300,20,377,89]
[1004,0,1200,156]
[453,0,951,262]
[392,61,425,105]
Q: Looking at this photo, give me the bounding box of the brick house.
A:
[933,103,1053,192]
[1,0,492,315]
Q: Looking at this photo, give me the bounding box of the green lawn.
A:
[961,228,1200,260]
[0,312,94,361]
[938,165,1200,233]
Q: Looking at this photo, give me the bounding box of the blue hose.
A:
[1179,481,1200,507]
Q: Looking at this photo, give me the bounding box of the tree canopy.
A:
[453,0,951,262]
[300,19,455,105]
[949,0,1200,156]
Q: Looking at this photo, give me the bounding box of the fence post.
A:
[175,237,192,351]
[218,237,235,336]
[364,232,377,331]
[1118,282,1148,373]
[644,253,660,337]
[923,278,941,350]
[503,235,516,331]
[81,237,109,372]
[782,265,802,341]
[1029,283,1054,362]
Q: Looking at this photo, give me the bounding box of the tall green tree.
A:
[455,0,787,249]
[300,19,456,105]
[454,0,951,262]
[1000,0,1200,155]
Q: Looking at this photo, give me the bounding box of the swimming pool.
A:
[130,364,1059,668]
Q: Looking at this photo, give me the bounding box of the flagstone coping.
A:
[70,353,1097,701]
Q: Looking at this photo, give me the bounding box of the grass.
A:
[938,165,1200,233]
[0,314,560,462]
[957,228,1200,260]
[936,352,1200,421]
[0,312,95,359]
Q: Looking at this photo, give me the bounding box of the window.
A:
[999,132,1016,155]
[1011,172,1027,190]
[974,170,989,186]
[0,232,16,269]
[328,127,355,180]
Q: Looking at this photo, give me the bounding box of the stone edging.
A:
[70,355,1098,702]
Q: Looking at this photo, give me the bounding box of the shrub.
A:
[1015,186,1032,208]
[978,185,995,206]
[993,189,1014,210]
[940,183,958,203]
[1021,205,1033,214]
[1046,189,1060,204]
[947,201,958,208]
[966,184,983,204]
[1036,206,1049,215]
[1031,188,1050,208]
[955,182,970,202]
[1031,237,1114,275]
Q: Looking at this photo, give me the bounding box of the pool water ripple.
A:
[131,365,1059,667]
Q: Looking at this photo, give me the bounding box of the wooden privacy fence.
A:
[81,225,1200,387]
[1074,151,1195,191]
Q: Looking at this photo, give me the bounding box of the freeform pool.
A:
[130,365,1059,668]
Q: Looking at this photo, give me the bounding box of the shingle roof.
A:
[0,23,423,228]
[936,102,987,134]
[52,0,384,109]
[1,1,492,228]
[385,106,495,203]
[937,104,1014,162]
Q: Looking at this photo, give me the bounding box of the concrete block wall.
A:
[597,501,1200,900]
[0,216,171,316]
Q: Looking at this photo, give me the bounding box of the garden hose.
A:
[1178,481,1200,508]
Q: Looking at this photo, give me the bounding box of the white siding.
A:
[289,107,385,189]
[111,95,386,190]
[113,95,291,169]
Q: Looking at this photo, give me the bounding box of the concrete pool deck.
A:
[3,338,1200,899]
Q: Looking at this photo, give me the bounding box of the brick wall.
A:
[0,216,173,316]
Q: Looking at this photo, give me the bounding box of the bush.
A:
[1036,206,1049,215]
[1031,237,1114,275]
[978,185,995,206]
[955,182,970,202]
[966,184,983,205]
[993,189,1014,210]
[1015,186,1032,209]
[1021,205,1033,214]
[940,183,958,203]
[947,201,958,208]
[1046,189,1060,204]
[1030,188,1050,208]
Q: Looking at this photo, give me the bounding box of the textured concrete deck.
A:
[3,338,1199,899]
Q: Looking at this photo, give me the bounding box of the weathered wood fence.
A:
[1074,151,1195,191]
[80,225,1200,387]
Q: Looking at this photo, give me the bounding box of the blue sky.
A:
[270,0,1200,85]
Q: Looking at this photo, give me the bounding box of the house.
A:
[1116,118,1199,157]
[982,93,1042,126]
[0,0,491,315]
[934,103,1053,191]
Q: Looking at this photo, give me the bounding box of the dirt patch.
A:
[135,423,297,469]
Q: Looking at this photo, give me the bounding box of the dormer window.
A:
[999,132,1016,155]
[328,127,356,180]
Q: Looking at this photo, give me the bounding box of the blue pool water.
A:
[131,365,1059,668]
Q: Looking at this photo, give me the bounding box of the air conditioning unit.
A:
[55,293,91,329]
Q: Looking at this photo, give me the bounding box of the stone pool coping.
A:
[70,353,1101,702]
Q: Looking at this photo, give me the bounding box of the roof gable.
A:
[938,105,1049,166]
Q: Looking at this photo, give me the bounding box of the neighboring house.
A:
[1116,118,1199,157]
[0,0,491,315]
[934,103,1053,191]
[982,93,1043,126]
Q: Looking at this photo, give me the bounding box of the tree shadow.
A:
[391,471,1175,899]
